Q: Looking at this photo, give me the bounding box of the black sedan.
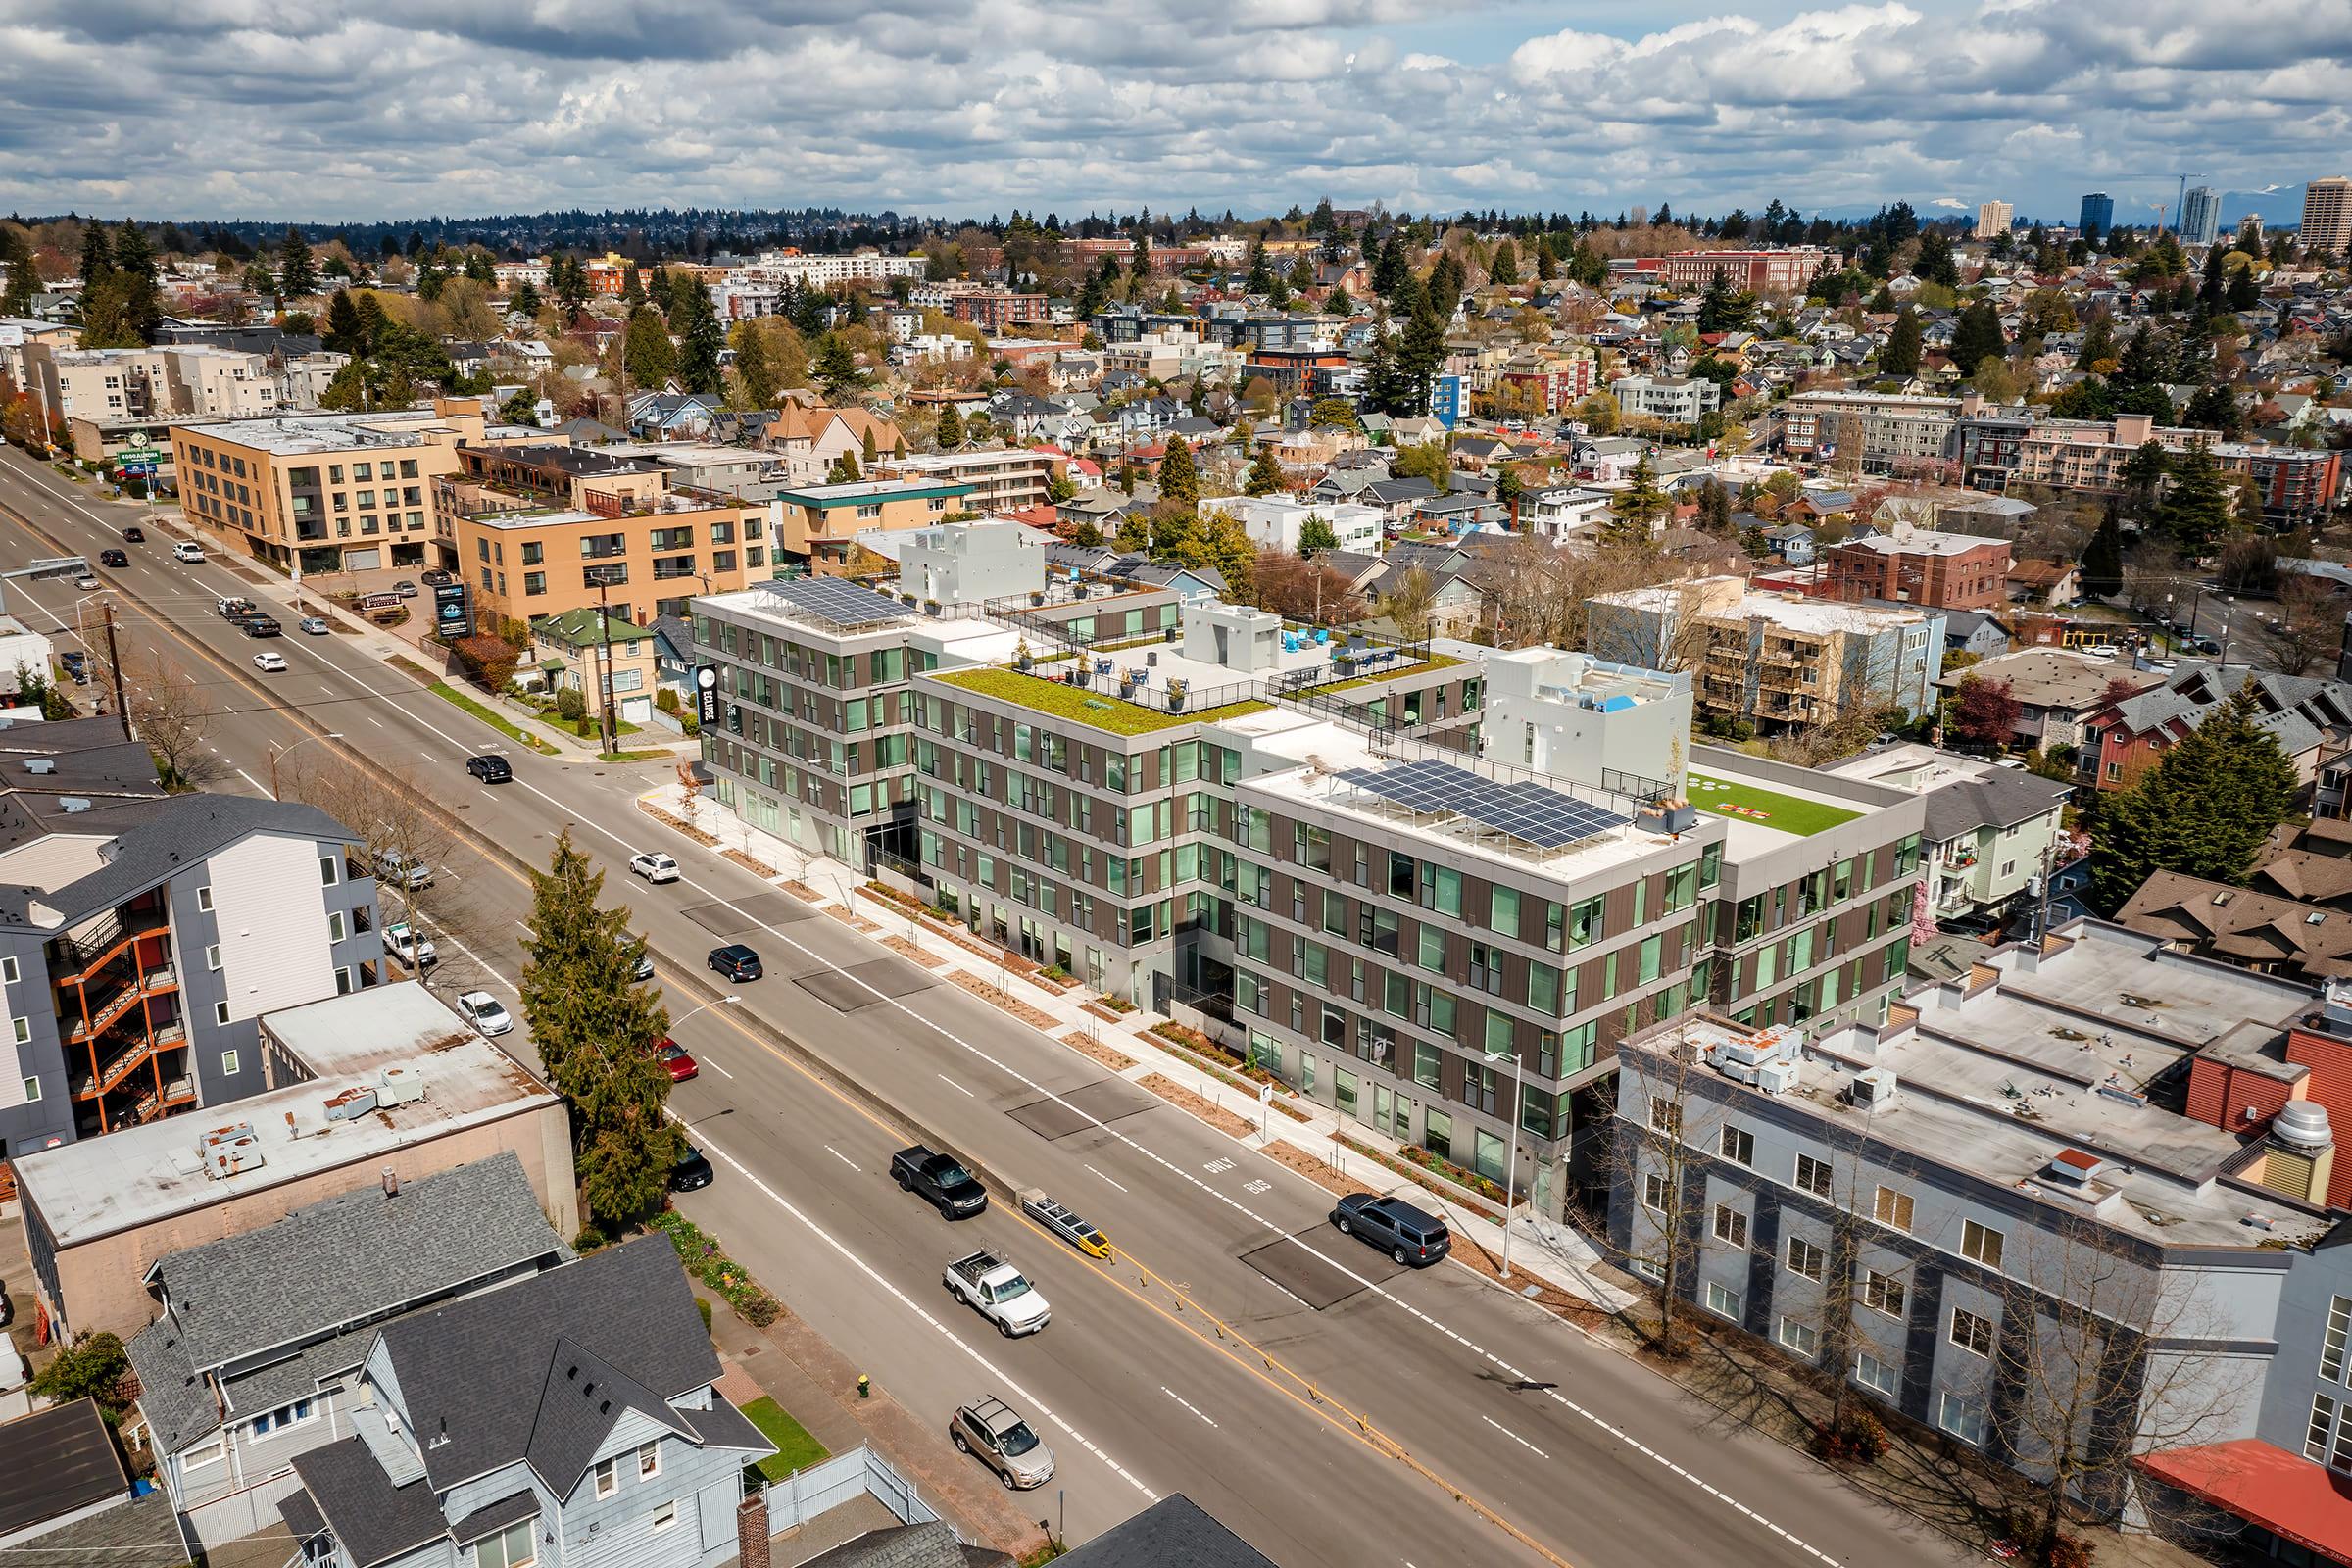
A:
[670,1145,714,1192]
[466,754,513,783]
[122,526,144,543]
[98,549,128,567]
[708,944,762,982]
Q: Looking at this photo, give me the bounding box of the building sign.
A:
[433,581,471,637]
[693,664,721,726]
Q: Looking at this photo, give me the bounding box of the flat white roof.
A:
[16,985,557,1248]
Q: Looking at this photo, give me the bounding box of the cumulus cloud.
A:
[0,0,2344,220]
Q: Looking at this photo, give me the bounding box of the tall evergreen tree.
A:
[673,278,726,394]
[2182,382,2240,438]
[553,254,589,319]
[2154,440,2234,556]
[1605,454,1667,545]
[811,334,868,403]
[1880,308,1923,376]
[510,279,542,318]
[517,831,676,1229]
[1243,444,1286,496]
[276,226,318,300]
[2079,507,2125,599]
[1912,228,1959,287]
[728,322,778,409]
[1157,434,1199,512]
[0,225,37,317]
[2074,314,2117,370]
[323,288,365,354]
[2089,691,2296,914]
[76,223,112,285]
[622,305,677,389]
[1397,298,1449,414]
[1246,241,1274,296]
[935,402,964,450]
[1948,300,2005,375]
[108,222,159,343]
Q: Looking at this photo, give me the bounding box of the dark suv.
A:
[708,944,762,982]
[1331,1195,1450,1267]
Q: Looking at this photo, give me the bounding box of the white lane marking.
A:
[701,1059,734,1080]
[681,1122,1156,1501]
[450,717,1846,1567]
[434,929,513,985]
[1482,1414,1550,1460]
[367,715,384,727]
[825,1145,860,1172]
[1160,1387,1219,1429]
[1260,1278,1311,1311]
[1084,1163,1129,1193]
[233,766,270,795]
[936,1073,976,1098]
[438,865,462,879]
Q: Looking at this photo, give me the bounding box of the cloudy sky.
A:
[2,0,2346,226]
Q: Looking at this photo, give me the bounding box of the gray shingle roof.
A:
[378,1235,718,1494]
[522,1335,697,1498]
[803,1521,969,1568]
[449,1490,539,1546]
[290,1440,450,1568]
[0,1400,126,1539]
[19,795,353,934]
[143,1154,564,1378]
[1921,771,2071,842]
[1058,1495,1275,1568]
[0,1487,185,1568]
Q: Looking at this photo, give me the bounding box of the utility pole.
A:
[102,604,130,742]
[591,567,618,757]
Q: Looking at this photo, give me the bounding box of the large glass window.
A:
[475,1520,536,1568]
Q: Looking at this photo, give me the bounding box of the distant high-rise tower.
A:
[2079,192,2114,237]
[2179,186,2222,247]
[1975,200,2014,240]
[2303,178,2352,257]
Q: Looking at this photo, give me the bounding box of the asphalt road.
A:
[0,451,1975,1568]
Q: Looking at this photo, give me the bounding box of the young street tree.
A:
[2088,689,2296,913]
[1599,1026,1732,1353]
[281,760,453,979]
[519,830,677,1230]
[123,649,213,788]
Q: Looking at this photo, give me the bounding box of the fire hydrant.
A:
[857,1373,871,1400]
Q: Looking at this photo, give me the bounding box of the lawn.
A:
[425,682,560,755]
[1687,771,1860,837]
[933,666,1272,735]
[740,1395,829,1482]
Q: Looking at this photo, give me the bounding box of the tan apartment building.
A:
[27,342,337,424]
[434,441,758,629]
[879,447,1058,513]
[2302,177,2351,257]
[1975,200,2013,240]
[170,401,497,574]
[771,476,975,571]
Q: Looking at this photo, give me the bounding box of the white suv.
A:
[630,852,680,883]
[172,541,206,563]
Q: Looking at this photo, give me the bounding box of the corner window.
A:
[319,855,340,886]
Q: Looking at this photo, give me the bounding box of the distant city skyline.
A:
[2,0,2345,225]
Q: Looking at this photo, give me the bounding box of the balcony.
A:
[72,1019,187,1102]
[64,959,179,1045]
[50,906,171,983]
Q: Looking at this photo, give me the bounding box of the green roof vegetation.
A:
[934,666,1272,735]
[1687,771,1860,838]
[1313,652,1465,695]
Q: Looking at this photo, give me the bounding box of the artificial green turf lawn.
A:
[933,666,1271,735]
[741,1395,830,1481]
[1687,771,1861,837]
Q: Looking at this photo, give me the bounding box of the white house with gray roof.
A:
[127,1153,569,1553]
[283,1236,773,1568]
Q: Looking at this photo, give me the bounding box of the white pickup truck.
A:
[384,921,437,968]
[944,1251,1051,1338]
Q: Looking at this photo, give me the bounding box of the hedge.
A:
[648,1211,782,1327]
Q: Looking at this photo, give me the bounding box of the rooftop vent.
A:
[58,798,90,813]
[198,1122,263,1179]
[2042,1148,2111,1186]
[23,759,52,775]
[323,1087,376,1121]
[377,1063,425,1106]
[2275,1101,2335,1153]
[1850,1068,1899,1109]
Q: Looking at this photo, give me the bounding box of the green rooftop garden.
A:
[934,666,1272,735]
[1313,651,1466,695]
[1688,771,1860,838]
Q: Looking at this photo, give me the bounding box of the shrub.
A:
[656,687,682,714]
[1810,1408,1886,1464]
[648,1211,784,1327]
[32,1331,129,1411]
[572,1226,607,1253]
[696,1297,714,1333]
[450,634,520,692]
[556,687,588,723]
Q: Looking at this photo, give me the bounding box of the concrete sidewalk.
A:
[639,777,1641,1316]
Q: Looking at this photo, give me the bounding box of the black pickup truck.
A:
[891,1145,988,1219]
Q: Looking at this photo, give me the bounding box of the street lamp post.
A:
[268,732,346,799]
[670,995,741,1028]
[1485,1046,1528,1281]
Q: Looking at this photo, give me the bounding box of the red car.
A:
[657,1039,698,1082]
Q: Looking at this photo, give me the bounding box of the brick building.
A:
[1821,524,2013,611]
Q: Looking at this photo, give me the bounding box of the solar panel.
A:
[1336,760,1630,849]
[757,575,911,628]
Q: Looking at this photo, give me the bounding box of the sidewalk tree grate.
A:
[677,893,816,936]
[793,956,935,1012]
[1239,1230,1401,1311]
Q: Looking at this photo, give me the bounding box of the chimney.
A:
[737,1494,771,1568]
[381,1167,399,1199]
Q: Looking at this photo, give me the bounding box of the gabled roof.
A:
[289,1440,450,1568]
[1059,1494,1276,1568]
[522,1335,699,1497]
[2116,869,2352,977]
[1921,770,2070,842]
[0,794,350,935]
[376,1235,720,1493]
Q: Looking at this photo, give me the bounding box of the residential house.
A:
[1935,645,2152,752]
[2117,871,2352,982]
[2006,558,2082,608]
[2080,666,2352,792]
[530,609,662,725]
[127,1155,569,1552]
[1826,745,2071,925]
[1938,608,2014,659]
[761,404,911,487]
[1760,524,1815,565]
[281,1235,776,1568]
[625,393,724,441]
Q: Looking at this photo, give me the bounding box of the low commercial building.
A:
[14,981,574,1341]
[1821,524,2013,612]
[1205,495,1385,556]
[770,477,974,571]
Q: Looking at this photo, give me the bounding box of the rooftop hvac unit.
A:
[198,1122,264,1179]
[323,1087,377,1122]
[1756,1059,1801,1096]
[1850,1068,1899,1109]
[377,1064,425,1107]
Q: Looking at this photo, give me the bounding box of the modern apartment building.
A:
[2079,192,2115,237]
[1207,495,1385,556]
[1821,523,2013,611]
[1612,374,1721,426]
[433,441,759,627]
[2301,177,2352,258]
[0,719,384,1184]
[1586,576,1945,735]
[1637,249,1831,292]
[1609,923,2333,1516]
[1962,412,2345,525]
[1974,200,2013,240]
[1778,390,1964,474]
[24,342,343,426]
[878,447,1058,514]
[2179,185,2223,248]
[172,402,506,574]
[771,477,975,570]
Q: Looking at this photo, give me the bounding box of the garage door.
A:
[343,547,382,570]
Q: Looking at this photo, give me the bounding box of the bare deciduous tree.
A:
[281,758,454,986]
[2261,574,2344,676]
[123,650,214,789]
[1598,1025,1734,1353]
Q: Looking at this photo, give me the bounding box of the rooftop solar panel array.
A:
[756,576,911,628]
[1335,760,1631,850]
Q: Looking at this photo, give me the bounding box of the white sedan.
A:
[253,652,288,673]
[456,990,514,1037]
[630,852,680,883]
